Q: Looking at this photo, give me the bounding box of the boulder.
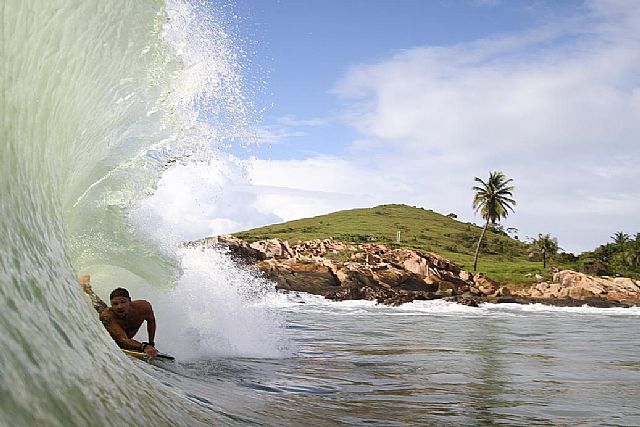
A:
[547,283,562,297]
[553,270,608,296]
[611,277,640,293]
[535,282,550,292]
[459,270,474,282]
[568,286,596,300]
[243,237,474,304]
[494,286,511,297]
[515,269,640,304]
[258,260,340,295]
[469,285,483,296]
[473,273,500,295]
[436,282,455,296]
[402,253,430,277]
[250,239,294,260]
[446,295,479,307]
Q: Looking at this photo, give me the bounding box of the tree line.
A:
[471,171,638,279]
[578,232,640,278]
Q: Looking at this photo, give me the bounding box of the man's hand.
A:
[144,345,159,359]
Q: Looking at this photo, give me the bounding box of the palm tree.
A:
[472,171,516,271]
[623,248,639,270]
[620,232,640,270]
[529,233,560,268]
[611,231,630,246]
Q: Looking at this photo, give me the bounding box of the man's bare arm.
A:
[140,302,158,358]
[100,310,144,351]
[145,302,156,345]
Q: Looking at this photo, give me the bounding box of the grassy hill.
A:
[233,204,575,287]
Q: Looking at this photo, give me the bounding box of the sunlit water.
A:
[140,295,640,426]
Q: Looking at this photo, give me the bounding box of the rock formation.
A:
[193,236,475,305]
[519,270,640,306]
[190,236,639,307]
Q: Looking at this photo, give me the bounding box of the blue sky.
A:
[151,0,640,255]
[233,0,587,159]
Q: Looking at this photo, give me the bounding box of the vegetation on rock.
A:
[235,204,543,286]
[232,204,638,284]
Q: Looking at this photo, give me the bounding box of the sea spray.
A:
[127,157,291,360]
[151,247,290,359]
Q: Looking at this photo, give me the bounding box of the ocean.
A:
[2,1,639,426]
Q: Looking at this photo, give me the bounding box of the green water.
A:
[1,1,246,425]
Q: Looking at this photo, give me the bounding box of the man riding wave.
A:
[99,287,159,359]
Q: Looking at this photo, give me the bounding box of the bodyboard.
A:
[122,349,175,361]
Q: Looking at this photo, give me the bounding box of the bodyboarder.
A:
[99,287,159,359]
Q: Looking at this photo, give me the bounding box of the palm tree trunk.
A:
[473,219,490,271]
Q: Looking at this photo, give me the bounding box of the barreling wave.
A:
[0,0,259,425]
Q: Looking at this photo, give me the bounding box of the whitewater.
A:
[2,1,640,426]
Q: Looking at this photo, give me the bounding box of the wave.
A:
[0,0,280,425]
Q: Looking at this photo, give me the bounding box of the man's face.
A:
[110,296,130,318]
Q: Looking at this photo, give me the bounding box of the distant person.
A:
[100,287,159,359]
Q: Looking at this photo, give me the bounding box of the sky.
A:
[150,0,640,255]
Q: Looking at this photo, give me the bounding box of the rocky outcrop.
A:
[519,270,640,305]
[187,235,268,262]
[472,273,500,295]
[200,236,499,306]
[196,236,639,308]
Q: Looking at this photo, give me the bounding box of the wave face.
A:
[0,0,264,425]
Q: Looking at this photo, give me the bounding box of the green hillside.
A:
[234,204,574,286]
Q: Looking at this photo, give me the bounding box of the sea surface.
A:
[2,1,640,426]
[142,294,640,426]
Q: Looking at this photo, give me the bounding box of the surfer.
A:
[100,288,159,359]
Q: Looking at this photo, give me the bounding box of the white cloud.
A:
[276,115,327,127]
[249,114,329,146]
[247,1,640,253]
[251,124,307,145]
[245,156,412,221]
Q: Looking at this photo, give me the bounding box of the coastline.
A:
[189,235,640,308]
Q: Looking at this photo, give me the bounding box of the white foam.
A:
[266,291,640,318]
[150,247,291,359]
[481,302,640,316]
[131,158,281,244]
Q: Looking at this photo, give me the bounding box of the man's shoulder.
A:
[131,300,153,312]
[131,299,151,307]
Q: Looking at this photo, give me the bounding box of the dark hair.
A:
[110,287,131,301]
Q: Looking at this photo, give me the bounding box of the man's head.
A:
[109,288,131,318]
